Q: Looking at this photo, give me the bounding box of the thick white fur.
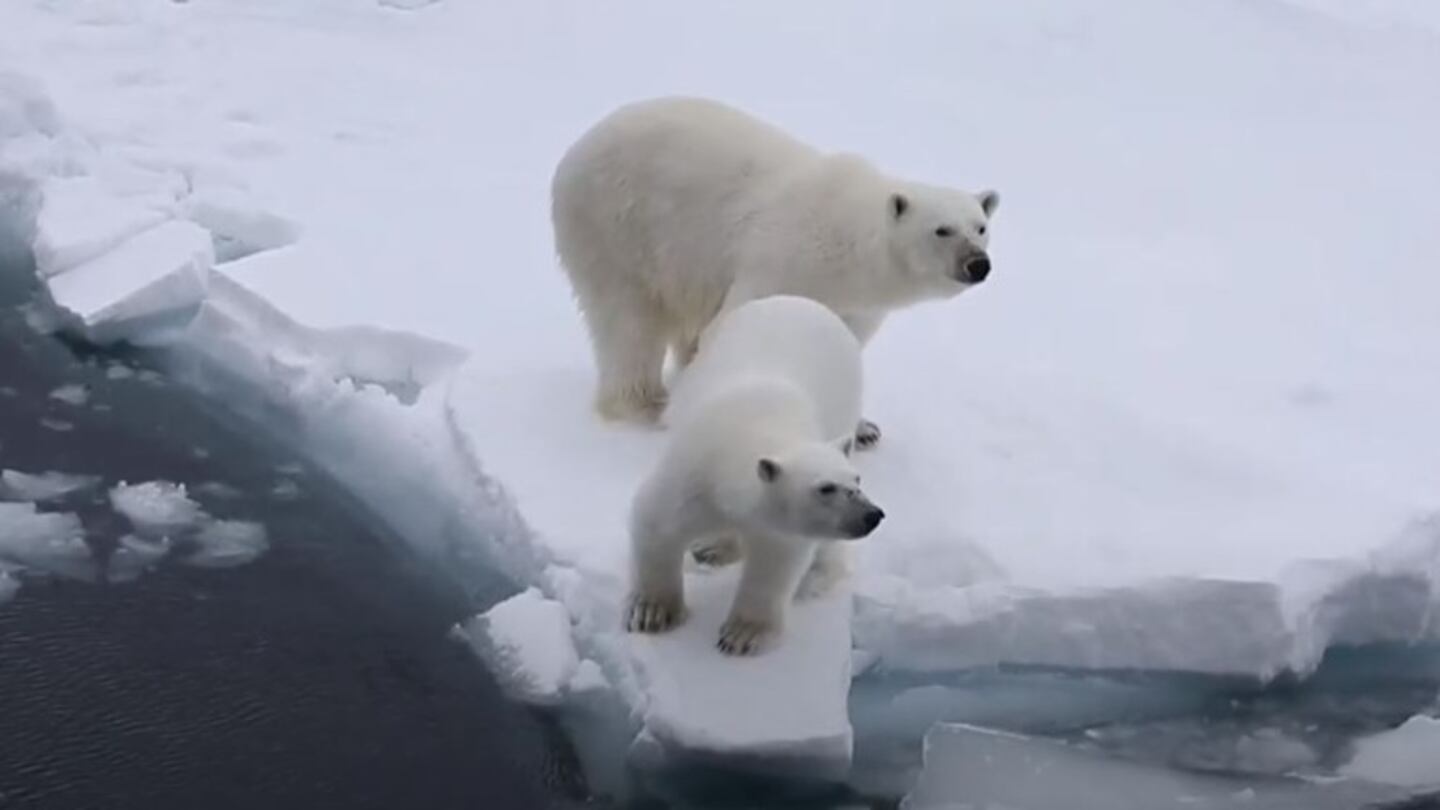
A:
[625,296,880,656]
[551,95,999,427]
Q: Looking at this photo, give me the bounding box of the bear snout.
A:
[847,505,885,538]
[961,254,991,284]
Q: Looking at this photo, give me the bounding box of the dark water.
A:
[0,251,595,808]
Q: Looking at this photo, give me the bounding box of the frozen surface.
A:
[459,586,582,706]
[0,502,94,583]
[186,519,269,569]
[108,534,172,583]
[0,469,100,502]
[109,480,206,538]
[901,723,1418,810]
[447,366,857,775]
[46,219,213,345]
[1341,714,1440,788]
[33,175,168,277]
[47,383,89,406]
[4,0,1440,793]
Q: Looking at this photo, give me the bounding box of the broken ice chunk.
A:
[0,502,95,582]
[47,383,89,406]
[33,175,169,277]
[107,534,172,583]
[459,587,579,706]
[46,219,213,346]
[109,480,205,538]
[0,469,100,502]
[184,519,268,568]
[902,723,1417,810]
[1340,714,1440,788]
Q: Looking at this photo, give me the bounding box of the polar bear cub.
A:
[551,95,999,441]
[625,295,885,656]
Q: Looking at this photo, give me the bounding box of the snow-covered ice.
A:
[109,480,206,538]
[108,534,172,584]
[46,218,213,345]
[459,586,582,706]
[185,519,268,569]
[1340,714,1440,789]
[4,0,1440,796]
[47,383,89,406]
[901,723,1418,810]
[0,469,99,502]
[0,502,94,583]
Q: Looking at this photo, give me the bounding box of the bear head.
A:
[753,437,885,540]
[887,182,999,299]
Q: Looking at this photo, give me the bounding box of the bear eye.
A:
[977,224,987,236]
[934,226,955,238]
[817,483,838,497]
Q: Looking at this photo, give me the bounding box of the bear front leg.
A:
[795,543,850,601]
[717,536,813,656]
[840,310,887,451]
[625,515,690,634]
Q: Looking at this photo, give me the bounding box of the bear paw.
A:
[855,418,882,451]
[691,536,743,567]
[716,615,778,656]
[596,387,669,425]
[625,592,687,634]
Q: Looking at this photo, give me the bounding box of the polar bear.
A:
[625,295,885,656]
[551,95,999,447]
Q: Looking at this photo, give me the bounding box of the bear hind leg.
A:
[585,297,670,424]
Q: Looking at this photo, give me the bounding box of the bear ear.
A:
[977,189,1000,218]
[757,458,782,483]
[889,193,909,220]
[835,436,855,458]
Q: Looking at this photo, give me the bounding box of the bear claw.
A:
[625,593,687,634]
[717,615,777,656]
[855,418,882,450]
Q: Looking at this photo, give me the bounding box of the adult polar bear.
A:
[551,95,999,446]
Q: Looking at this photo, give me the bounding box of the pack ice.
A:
[4,0,1440,796]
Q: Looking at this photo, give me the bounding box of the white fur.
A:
[551,95,1000,426]
[625,296,883,656]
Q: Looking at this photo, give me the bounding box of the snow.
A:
[901,723,1417,810]
[4,0,1440,795]
[46,218,213,346]
[1340,714,1440,788]
[33,175,168,278]
[0,469,100,502]
[458,586,582,706]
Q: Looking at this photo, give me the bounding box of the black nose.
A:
[966,256,991,283]
[863,507,885,532]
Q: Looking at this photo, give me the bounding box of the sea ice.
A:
[33,174,169,277]
[47,383,89,406]
[0,502,95,582]
[46,218,214,345]
[1340,714,1440,788]
[107,534,172,583]
[0,469,100,502]
[459,586,581,706]
[184,519,268,568]
[901,723,1418,810]
[109,480,206,538]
